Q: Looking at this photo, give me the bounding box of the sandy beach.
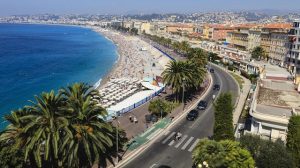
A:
[90,27,171,89]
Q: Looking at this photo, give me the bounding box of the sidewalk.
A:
[231,72,252,126]
[110,75,212,167]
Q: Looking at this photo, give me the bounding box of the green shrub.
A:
[287,115,300,167]
[148,99,179,117]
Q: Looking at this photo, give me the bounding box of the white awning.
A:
[141,82,161,91]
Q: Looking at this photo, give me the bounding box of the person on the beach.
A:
[129,115,132,122]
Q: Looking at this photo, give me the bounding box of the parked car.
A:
[186,110,199,121]
[145,114,158,123]
[213,84,220,91]
[210,68,214,73]
[197,100,208,110]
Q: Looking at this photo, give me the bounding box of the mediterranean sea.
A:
[0,23,117,130]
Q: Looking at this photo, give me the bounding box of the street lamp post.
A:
[182,78,186,111]
[115,111,121,166]
[116,115,119,164]
[116,120,119,164]
[160,104,163,119]
[209,56,212,70]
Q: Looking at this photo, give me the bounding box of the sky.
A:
[0,0,299,16]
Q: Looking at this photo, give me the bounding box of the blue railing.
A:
[153,46,176,61]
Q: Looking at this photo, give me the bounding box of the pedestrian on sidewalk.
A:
[170,116,174,121]
[133,116,138,124]
[129,115,133,122]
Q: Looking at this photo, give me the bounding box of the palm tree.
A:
[187,48,208,67]
[59,83,116,168]
[1,91,70,168]
[179,41,190,56]
[186,61,206,89]
[0,108,31,148]
[172,41,181,53]
[0,83,125,168]
[166,38,172,48]
[26,91,72,168]
[162,61,193,100]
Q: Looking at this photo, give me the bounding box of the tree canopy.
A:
[192,139,255,168]
[240,134,295,168]
[162,60,206,101]
[286,115,300,167]
[0,83,126,168]
[148,99,179,117]
[251,46,266,60]
[213,92,234,141]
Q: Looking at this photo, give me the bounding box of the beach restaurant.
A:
[98,77,164,120]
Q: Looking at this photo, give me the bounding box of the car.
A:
[213,84,220,91]
[186,109,199,121]
[145,114,158,123]
[210,68,214,73]
[197,100,208,110]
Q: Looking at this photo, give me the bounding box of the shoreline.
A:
[91,27,169,90]
[1,22,169,90]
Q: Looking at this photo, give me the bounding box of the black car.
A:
[145,114,158,123]
[213,84,220,91]
[197,100,208,110]
[186,110,199,121]
[210,68,214,73]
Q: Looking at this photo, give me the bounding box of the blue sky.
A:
[0,0,298,16]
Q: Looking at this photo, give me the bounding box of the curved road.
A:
[123,64,239,168]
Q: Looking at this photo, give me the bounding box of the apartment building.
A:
[226,27,249,50]
[226,23,291,65]
[140,22,152,34]
[286,19,300,84]
[248,65,300,141]
[248,28,261,51]
[202,24,234,41]
[269,30,289,66]
[166,24,195,36]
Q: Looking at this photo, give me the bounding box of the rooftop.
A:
[258,81,300,109]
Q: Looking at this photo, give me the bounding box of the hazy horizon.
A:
[0,0,299,16]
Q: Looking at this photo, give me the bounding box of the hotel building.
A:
[286,19,300,84]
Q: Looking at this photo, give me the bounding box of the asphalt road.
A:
[123,64,239,168]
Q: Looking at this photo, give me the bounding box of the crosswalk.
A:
[160,131,200,152]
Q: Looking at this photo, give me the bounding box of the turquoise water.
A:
[0,23,118,130]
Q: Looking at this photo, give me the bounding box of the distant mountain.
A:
[246,9,300,16]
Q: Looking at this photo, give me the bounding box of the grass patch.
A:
[230,72,245,89]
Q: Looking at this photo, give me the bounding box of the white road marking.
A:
[150,164,158,168]
[181,137,194,150]
[164,130,170,136]
[168,140,175,146]
[174,135,188,148]
[188,139,200,152]
[162,132,175,144]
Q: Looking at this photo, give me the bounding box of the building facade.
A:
[286,19,300,84]
[248,29,261,51]
[269,30,289,66]
[166,24,195,36]
[226,28,249,50]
